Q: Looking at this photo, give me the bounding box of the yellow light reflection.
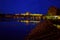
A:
[53,24,60,29]
[58,16,60,19]
[57,25,60,29]
[21,20,29,24]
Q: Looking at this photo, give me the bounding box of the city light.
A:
[0,12,60,25]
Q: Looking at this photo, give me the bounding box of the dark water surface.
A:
[0,22,36,40]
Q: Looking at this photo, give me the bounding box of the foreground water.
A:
[0,22,37,40]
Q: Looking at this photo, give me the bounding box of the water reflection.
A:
[0,21,37,40]
[0,13,44,40]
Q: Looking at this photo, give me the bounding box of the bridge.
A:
[0,12,60,25]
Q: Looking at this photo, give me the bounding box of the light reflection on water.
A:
[0,21,37,40]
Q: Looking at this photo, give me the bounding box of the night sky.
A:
[0,0,60,14]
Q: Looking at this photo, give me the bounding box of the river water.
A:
[0,21,37,40]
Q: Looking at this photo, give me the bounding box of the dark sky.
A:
[0,0,60,14]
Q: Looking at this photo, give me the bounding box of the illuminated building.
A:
[0,12,60,25]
